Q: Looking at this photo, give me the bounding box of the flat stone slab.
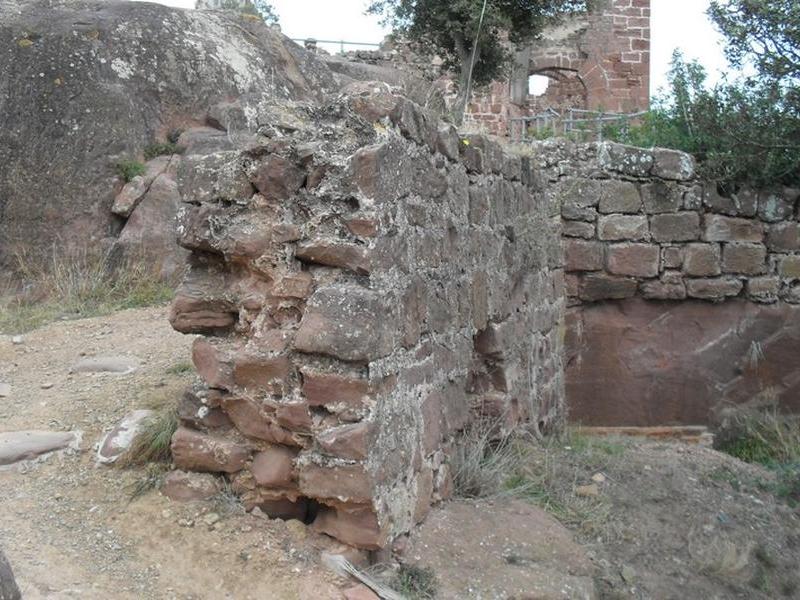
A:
[96,410,153,464]
[405,499,596,599]
[71,355,140,375]
[0,430,80,466]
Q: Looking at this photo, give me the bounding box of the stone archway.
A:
[527,67,589,113]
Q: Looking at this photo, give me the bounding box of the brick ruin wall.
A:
[341,0,650,137]
[166,87,564,549]
[535,140,800,426]
[468,0,651,135]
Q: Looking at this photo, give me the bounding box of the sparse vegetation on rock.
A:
[115,159,147,183]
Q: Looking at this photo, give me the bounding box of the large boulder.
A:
[0,0,337,267]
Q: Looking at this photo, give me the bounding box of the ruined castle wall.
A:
[535,140,800,426]
[468,0,651,135]
[338,0,651,138]
[168,88,564,549]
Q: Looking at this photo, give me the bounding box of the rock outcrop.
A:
[0,0,336,268]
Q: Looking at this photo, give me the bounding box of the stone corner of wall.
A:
[163,90,567,549]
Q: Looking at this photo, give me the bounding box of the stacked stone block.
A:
[168,87,564,549]
[547,142,800,306]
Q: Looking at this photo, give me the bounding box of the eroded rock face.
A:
[0,0,337,266]
[566,299,800,426]
[166,90,565,548]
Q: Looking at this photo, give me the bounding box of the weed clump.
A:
[714,403,800,506]
[0,245,174,334]
[391,564,437,600]
[143,141,183,161]
[115,159,146,182]
[116,404,178,468]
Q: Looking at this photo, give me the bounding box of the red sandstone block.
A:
[251,445,297,487]
[606,243,660,277]
[232,354,291,391]
[171,426,251,474]
[686,277,743,300]
[683,243,722,277]
[221,396,306,447]
[721,243,767,275]
[295,240,371,275]
[316,422,375,461]
[704,215,764,243]
[565,239,604,272]
[299,463,374,504]
[312,505,386,549]
[192,338,234,390]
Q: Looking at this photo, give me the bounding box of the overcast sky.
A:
[131,0,733,94]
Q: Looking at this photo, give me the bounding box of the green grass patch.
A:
[166,362,194,376]
[714,405,800,507]
[116,159,146,182]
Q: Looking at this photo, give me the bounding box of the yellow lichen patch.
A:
[17,38,34,48]
[85,30,100,40]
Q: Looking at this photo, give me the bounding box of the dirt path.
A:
[0,307,345,600]
[2,306,800,600]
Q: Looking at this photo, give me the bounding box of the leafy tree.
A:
[367,0,587,121]
[251,0,279,25]
[609,1,800,187]
[611,52,799,187]
[708,0,799,84]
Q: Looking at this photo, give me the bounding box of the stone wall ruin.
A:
[534,140,800,427]
[342,0,651,136]
[167,86,565,549]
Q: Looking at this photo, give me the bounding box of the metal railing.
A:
[509,108,648,143]
[291,38,381,55]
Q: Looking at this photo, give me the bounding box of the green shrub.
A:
[115,159,146,182]
[604,51,799,188]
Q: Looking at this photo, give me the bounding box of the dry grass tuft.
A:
[451,420,620,536]
[0,245,174,334]
[116,404,178,469]
[391,564,438,600]
[714,402,800,467]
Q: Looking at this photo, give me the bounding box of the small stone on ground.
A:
[0,431,80,466]
[71,355,140,375]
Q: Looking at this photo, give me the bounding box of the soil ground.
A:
[1,306,799,599]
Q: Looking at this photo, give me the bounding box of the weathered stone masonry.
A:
[167,87,564,549]
[536,140,800,426]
